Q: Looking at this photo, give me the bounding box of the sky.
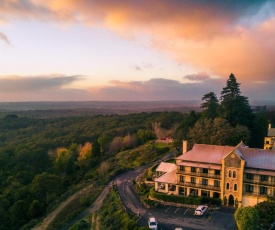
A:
[0,0,275,102]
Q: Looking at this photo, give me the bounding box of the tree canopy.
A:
[201,92,219,119]
[234,206,259,230]
[219,73,254,127]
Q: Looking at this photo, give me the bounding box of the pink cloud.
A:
[1,1,274,83]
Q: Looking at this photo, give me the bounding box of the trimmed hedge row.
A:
[150,188,221,205]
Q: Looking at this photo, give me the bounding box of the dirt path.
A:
[32,152,174,230]
[31,184,94,230]
[60,183,112,230]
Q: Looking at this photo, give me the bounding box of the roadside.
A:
[32,151,175,230]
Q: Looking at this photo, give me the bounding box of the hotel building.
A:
[155,141,275,207]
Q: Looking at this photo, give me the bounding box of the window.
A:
[233,171,236,178]
[229,170,232,177]
[180,175,184,182]
[191,167,196,172]
[191,177,196,184]
[214,180,220,187]
[246,184,253,192]
[215,170,220,175]
[261,175,268,181]
[226,183,230,190]
[266,140,270,144]
[180,165,185,171]
[260,186,267,195]
[202,179,208,185]
[202,168,208,174]
[246,173,254,179]
[234,184,237,191]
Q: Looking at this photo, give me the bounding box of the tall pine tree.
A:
[201,92,219,119]
[219,73,253,127]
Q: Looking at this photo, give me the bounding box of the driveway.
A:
[115,152,237,230]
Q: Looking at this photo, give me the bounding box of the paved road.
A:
[114,151,237,230]
[62,151,237,230]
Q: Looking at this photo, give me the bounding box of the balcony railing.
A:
[243,178,275,186]
[177,169,221,179]
[177,181,221,191]
[243,191,270,197]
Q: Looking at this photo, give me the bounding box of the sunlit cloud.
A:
[1,0,274,83]
[0,1,275,102]
[0,74,84,92]
[0,74,274,102]
[183,72,211,82]
[87,78,225,101]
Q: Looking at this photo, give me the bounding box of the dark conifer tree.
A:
[219,73,253,127]
[92,139,101,158]
[201,92,219,119]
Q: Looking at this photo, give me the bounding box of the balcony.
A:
[243,191,269,197]
[243,179,275,186]
[177,169,221,179]
[177,181,221,191]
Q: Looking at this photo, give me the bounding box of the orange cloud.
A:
[1,1,275,82]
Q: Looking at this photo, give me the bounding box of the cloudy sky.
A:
[0,0,274,102]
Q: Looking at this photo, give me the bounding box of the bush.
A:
[150,188,221,205]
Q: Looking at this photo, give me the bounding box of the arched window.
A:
[233,171,236,178]
[229,170,232,177]
[226,183,230,190]
[234,184,237,191]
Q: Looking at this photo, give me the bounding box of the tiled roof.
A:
[176,143,275,171]
[176,144,235,164]
[267,128,275,137]
[154,169,177,184]
[239,147,275,170]
[156,162,177,173]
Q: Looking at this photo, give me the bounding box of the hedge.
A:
[150,188,221,205]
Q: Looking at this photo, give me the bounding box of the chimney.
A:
[269,124,272,129]
[183,140,188,154]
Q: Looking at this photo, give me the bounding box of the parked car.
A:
[194,205,208,216]
[148,217,158,230]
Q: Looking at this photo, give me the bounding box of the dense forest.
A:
[0,74,275,229]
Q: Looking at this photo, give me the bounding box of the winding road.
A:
[34,150,237,230]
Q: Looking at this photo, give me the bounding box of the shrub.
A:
[150,188,221,205]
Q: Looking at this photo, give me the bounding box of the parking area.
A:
[139,205,237,230]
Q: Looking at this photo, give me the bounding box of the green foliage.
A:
[136,129,156,144]
[30,172,63,206]
[28,200,44,218]
[234,206,259,230]
[92,139,101,158]
[70,219,91,230]
[188,118,250,146]
[219,73,254,127]
[201,92,219,119]
[174,110,200,148]
[255,201,275,229]
[150,188,221,205]
[97,189,139,230]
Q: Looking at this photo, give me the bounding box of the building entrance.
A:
[228,194,234,206]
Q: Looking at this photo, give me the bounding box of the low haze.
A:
[0,1,274,102]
